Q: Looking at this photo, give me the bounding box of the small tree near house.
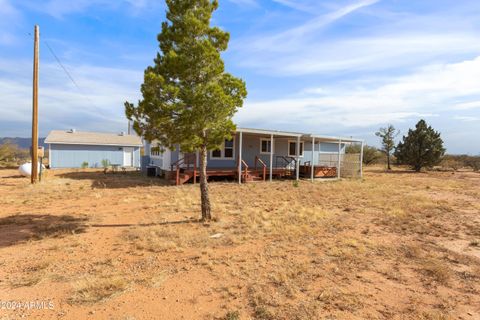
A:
[375,124,398,170]
[394,119,445,172]
[346,144,381,165]
[125,0,247,221]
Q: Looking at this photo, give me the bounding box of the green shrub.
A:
[101,159,110,168]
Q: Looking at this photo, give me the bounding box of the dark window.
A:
[289,142,296,156]
[224,138,234,158]
[289,141,304,157]
[212,149,221,158]
[261,140,271,153]
[224,148,233,158]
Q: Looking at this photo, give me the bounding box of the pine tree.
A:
[394,120,445,172]
[125,0,247,221]
[375,124,398,170]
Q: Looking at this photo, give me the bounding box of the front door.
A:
[123,147,133,167]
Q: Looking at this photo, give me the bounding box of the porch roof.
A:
[306,134,364,143]
[236,127,303,137]
[236,127,363,143]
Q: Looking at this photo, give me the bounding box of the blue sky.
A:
[0,0,479,154]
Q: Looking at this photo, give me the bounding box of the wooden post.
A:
[296,136,300,181]
[269,134,273,182]
[360,141,364,178]
[337,139,342,179]
[194,151,198,184]
[31,25,39,184]
[238,132,243,184]
[311,137,315,182]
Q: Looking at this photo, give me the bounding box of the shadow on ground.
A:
[90,218,200,228]
[57,171,170,189]
[366,169,421,174]
[0,214,88,247]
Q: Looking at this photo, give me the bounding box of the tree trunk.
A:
[199,144,212,221]
[387,151,391,170]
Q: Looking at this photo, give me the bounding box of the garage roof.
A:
[45,130,143,147]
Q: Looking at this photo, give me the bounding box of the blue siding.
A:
[50,144,140,168]
[156,134,347,171]
[303,142,346,165]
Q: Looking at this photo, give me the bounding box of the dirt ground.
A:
[0,167,479,320]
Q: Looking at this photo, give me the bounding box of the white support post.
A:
[311,137,315,182]
[360,141,364,178]
[238,131,243,184]
[269,134,273,182]
[337,139,342,179]
[296,136,300,181]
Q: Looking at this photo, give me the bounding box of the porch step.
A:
[168,172,194,185]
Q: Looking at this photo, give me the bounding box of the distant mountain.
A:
[0,137,46,149]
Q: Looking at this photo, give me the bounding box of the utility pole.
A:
[31,25,39,184]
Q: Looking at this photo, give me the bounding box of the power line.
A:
[44,41,83,92]
[30,33,110,118]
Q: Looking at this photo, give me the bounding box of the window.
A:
[150,146,161,157]
[211,138,235,159]
[288,141,304,157]
[224,138,234,158]
[260,139,273,154]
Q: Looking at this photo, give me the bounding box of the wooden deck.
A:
[167,165,338,185]
[299,165,337,178]
[167,167,294,185]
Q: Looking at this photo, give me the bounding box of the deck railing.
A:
[254,156,267,181]
[171,154,197,186]
[236,156,249,182]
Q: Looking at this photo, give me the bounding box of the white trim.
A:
[236,127,303,137]
[337,139,342,179]
[45,142,142,147]
[48,143,51,168]
[288,140,304,158]
[360,141,364,178]
[307,134,363,143]
[238,132,243,184]
[259,138,274,154]
[311,137,315,182]
[269,134,273,182]
[210,137,235,160]
[123,147,134,167]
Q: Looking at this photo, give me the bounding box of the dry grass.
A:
[0,168,479,319]
[69,275,129,304]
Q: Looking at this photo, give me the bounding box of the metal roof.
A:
[45,130,143,147]
[236,127,363,142]
[236,127,304,137]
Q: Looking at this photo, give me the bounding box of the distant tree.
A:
[346,144,381,165]
[394,120,445,172]
[125,0,247,221]
[0,141,29,165]
[375,124,398,170]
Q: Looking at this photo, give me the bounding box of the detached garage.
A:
[45,130,143,169]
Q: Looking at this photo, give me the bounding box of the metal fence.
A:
[313,152,362,179]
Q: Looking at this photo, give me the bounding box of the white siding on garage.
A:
[50,144,140,168]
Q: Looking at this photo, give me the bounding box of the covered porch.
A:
[168,128,364,185]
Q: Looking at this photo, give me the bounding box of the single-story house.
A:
[45,130,143,169]
[142,127,364,185]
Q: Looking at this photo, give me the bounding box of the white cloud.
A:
[20,0,159,18]
[235,56,480,130]
[453,101,480,110]
[453,116,479,122]
[231,1,480,77]
[239,0,379,55]
[0,0,21,45]
[227,0,258,6]
[0,58,143,136]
